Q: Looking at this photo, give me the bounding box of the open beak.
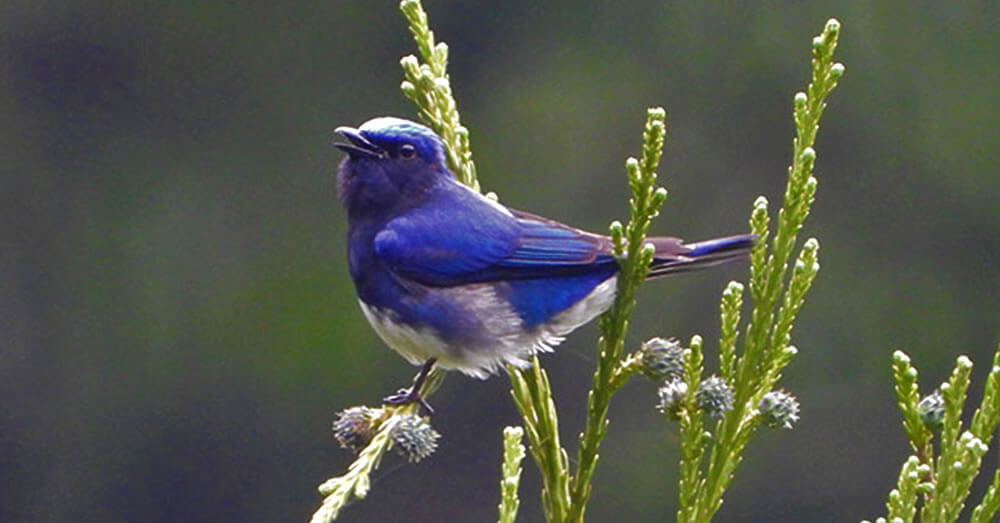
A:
[333,126,385,159]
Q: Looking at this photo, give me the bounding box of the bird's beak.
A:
[333,126,385,159]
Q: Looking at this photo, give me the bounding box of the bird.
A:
[333,116,754,410]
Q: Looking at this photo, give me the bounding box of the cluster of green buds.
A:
[638,337,738,420]
[638,336,798,427]
[331,406,440,463]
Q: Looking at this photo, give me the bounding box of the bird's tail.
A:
[644,234,757,278]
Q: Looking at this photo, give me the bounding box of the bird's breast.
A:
[358,300,451,367]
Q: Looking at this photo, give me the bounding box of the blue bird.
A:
[334,117,754,409]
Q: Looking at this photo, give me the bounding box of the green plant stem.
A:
[498,426,526,523]
[609,352,643,392]
[886,455,921,522]
[891,350,936,492]
[972,467,1000,523]
[922,356,974,521]
[566,108,667,523]
[687,19,843,521]
[677,335,706,522]
[399,0,479,191]
[718,282,744,381]
[508,359,571,522]
[970,347,1000,523]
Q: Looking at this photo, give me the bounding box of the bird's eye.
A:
[399,144,417,160]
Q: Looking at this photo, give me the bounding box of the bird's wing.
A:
[500,210,611,267]
[374,190,614,287]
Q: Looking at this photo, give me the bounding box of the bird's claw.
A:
[382,388,413,405]
[383,387,435,416]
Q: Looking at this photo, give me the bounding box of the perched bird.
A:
[334,116,753,408]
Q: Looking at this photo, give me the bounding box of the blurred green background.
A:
[3,1,998,521]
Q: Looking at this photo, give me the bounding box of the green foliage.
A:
[399,0,479,191]
[674,19,843,522]
[565,107,669,523]
[718,281,744,381]
[887,456,923,522]
[864,344,1000,523]
[498,426,526,523]
[893,351,934,461]
[677,335,707,521]
[508,356,572,521]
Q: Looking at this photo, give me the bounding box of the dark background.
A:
[3,1,999,521]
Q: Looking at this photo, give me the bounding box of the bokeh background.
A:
[3,1,999,521]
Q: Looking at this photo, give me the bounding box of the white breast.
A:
[358,300,450,367]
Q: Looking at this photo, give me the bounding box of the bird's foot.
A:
[383,358,438,415]
[383,387,435,416]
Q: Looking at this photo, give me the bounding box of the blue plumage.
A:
[334,117,754,383]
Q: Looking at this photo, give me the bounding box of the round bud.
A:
[917,391,945,429]
[696,376,734,419]
[830,63,846,79]
[390,414,441,463]
[332,406,380,452]
[639,337,685,382]
[758,390,801,429]
[657,379,689,421]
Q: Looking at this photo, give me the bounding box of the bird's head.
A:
[334,117,451,218]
